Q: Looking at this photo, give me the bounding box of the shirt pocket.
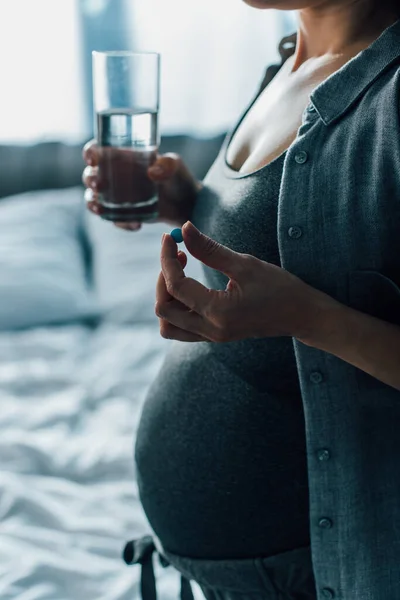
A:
[348,270,400,402]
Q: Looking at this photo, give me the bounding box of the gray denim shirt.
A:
[275,18,400,600]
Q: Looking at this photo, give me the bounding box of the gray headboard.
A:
[0,135,225,200]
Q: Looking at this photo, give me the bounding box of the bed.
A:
[0,179,206,600]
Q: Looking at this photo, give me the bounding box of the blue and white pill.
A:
[170,228,184,244]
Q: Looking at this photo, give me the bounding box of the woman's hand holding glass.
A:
[83,141,202,231]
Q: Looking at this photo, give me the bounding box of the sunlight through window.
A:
[0,0,87,143]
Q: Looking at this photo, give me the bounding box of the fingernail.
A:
[161,233,166,244]
[183,221,199,236]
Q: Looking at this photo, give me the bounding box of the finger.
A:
[82,165,99,189]
[84,187,100,207]
[156,297,210,338]
[84,188,143,229]
[159,320,208,343]
[177,250,188,269]
[157,250,188,302]
[161,234,216,313]
[115,222,142,231]
[182,221,244,280]
[157,252,200,341]
[83,140,99,166]
[148,153,180,181]
[86,200,101,216]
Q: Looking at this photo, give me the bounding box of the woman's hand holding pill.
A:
[83,140,202,231]
[155,244,209,343]
[156,222,341,343]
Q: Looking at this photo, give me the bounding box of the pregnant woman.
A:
[83,0,400,598]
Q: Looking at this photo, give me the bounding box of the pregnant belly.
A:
[135,340,310,560]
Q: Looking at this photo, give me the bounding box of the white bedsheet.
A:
[0,322,185,600]
[0,190,206,600]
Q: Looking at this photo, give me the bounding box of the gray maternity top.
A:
[133,21,400,600]
[134,80,311,560]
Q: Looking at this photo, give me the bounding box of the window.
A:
[0,0,295,143]
[129,0,295,136]
[0,0,87,143]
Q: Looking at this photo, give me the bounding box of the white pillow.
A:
[0,187,94,330]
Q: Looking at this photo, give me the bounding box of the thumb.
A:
[182,221,242,279]
[148,154,180,181]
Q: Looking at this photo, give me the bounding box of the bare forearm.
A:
[299,296,400,391]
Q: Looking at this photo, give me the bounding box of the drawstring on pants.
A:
[123,536,194,600]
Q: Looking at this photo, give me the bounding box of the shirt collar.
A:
[280,19,400,126]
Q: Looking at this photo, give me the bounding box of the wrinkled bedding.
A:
[0,323,185,600]
[0,188,204,600]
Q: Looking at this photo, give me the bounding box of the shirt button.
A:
[318,517,333,529]
[307,103,316,113]
[310,371,323,384]
[288,226,302,239]
[295,150,308,164]
[321,588,335,599]
[317,448,331,461]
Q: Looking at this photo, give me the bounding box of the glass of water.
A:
[92,51,161,222]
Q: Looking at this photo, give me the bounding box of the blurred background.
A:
[0,2,295,599]
[0,0,294,143]
[0,0,295,196]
